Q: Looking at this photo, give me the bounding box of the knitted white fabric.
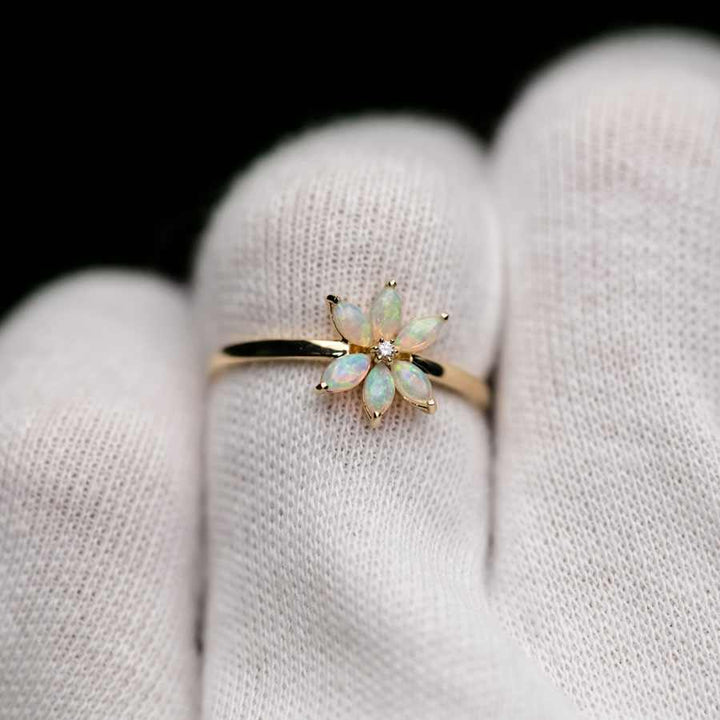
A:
[0,273,202,719]
[0,31,718,720]
[490,35,720,720]
[194,117,572,718]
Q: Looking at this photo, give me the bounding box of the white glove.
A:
[1,32,718,719]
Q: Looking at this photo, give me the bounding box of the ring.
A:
[209,280,490,427]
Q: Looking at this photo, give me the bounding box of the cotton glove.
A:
[489,33,720,719]
[194,117,572,719]
[1,31,719,720]
[0,274,202,718]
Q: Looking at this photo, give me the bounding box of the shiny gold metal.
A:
[365,407,383,429]
[210,338,490,410]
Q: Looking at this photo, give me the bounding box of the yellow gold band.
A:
[210,339,490,410]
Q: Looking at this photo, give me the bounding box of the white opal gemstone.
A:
[363,363,395,417]
[370,286,402,341]
[321,353,371,392]
[395,316,445,353]
[331,302,372,347]
[392,360,433,405]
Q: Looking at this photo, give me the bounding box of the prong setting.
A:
[372,338,397,365]
[423,397,437,414]
[364,407,383,428]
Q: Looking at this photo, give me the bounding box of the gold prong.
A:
[440,313,449,321]
[362,402,384,428]
[326,294,340,306]
[398,393,438,414]
[315,381,329,392]
[386,279,397,288]
[418,397,437,414]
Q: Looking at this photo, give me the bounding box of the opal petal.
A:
[331,301,372,347]
[392,360,433,406]
[370,286,402,341]
[394,316,445,353]
[363,363,395,419]
[321,353,371,392]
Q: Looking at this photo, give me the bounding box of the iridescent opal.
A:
[322,353,371,392]
[370,286,402,341]
[363,363,395,417]
[392,360,432,405]
[331,301,372,347]
[395,316,445,353]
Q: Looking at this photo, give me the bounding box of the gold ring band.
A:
[210,339,490,409]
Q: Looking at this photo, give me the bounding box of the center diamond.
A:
[375,339,396,363]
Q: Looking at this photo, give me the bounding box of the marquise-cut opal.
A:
[392,360,432,405]
[363,363,395,417]
[395,316,444,353]
[332,302,372,347]
[322,353,371,392]
[370,287,402,341]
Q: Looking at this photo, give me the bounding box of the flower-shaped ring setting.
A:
[317,281,449,426]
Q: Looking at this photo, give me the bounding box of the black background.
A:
[5,16,719,319]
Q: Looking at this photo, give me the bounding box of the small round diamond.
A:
[375,339,396,363]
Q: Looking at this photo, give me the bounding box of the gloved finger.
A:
[195,117,572,718]
[0,272,202,719]
[491,33,720,718]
